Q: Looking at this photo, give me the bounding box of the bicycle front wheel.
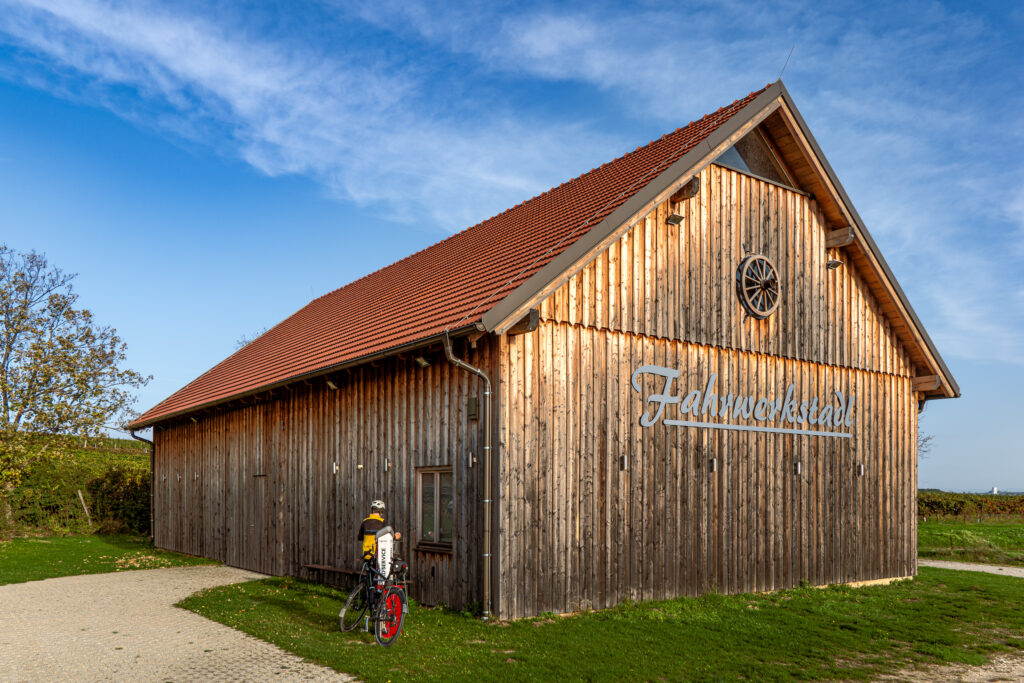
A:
[374,586,406,647]
[339,583,367,632]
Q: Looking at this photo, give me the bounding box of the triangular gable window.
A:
[715,128,796,189]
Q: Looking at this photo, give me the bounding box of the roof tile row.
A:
[131,87,767,427]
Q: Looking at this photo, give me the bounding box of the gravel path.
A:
[0,565,353,682]
[885,560,1024,681]
[882,652,1024,682]
[919,559,1024,579]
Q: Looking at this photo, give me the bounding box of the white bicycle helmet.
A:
[370,499,386,512]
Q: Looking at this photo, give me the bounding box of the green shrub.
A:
[5,454,94,535]
[1,439,149,537]
[918,491,1024,518]
[86,466,150,535]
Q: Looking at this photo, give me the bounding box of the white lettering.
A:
[817,405,833,426]
[782,384,798,423]
[700,374,719,416]
[680,389,702,416]
[631,364,855,437]
[630,365,680,427]
[733,396,755,419]
[754,398,771,420]
[833,391,846,426]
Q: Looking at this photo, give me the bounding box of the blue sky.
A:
[0,0,1020,490]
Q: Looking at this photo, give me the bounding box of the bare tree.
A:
[917,408,933,459]
[234,327,269,351]
[0,245,150,497]
[917,432,934,459]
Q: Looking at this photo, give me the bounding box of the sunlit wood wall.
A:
[495,164,919,619]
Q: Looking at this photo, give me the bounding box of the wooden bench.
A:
[303,563,415,584]
[303,563,361,576]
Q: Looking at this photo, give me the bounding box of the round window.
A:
[735,254,780,319]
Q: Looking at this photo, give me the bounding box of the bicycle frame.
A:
[356,553,409,627]
[340,526,411,641]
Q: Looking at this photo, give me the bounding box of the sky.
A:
[0,0,1020,491]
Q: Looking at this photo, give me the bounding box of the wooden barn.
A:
[129,80,959,620]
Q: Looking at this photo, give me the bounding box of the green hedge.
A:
[86,466,150,534]
[918,491,1024,518]
[1,442,149,537]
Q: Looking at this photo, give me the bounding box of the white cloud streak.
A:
[0,0,1021,366]
[0,0,619,230]
[350,0,1024,367]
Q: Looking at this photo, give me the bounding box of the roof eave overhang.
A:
[483,80,959,400]
[481,83,786,334]
[773,81,959,399]
[127,322,485,430]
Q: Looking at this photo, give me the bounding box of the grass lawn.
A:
[0,534,219,585]
[179,568,1024,682]
[919,518,1024,566]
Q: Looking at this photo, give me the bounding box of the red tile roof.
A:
[130,86,768,427]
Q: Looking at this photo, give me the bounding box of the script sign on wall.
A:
[631,365,855,439]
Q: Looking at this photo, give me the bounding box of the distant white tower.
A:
[991,486,999,495]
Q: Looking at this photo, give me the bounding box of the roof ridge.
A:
[310,86,770,307]
[131,85,772,428]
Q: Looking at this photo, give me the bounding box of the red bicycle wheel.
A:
[374,586,406,647]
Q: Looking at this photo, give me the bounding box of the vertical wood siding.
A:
[497,327,916,619]
[538,165,915,380]
[153,338,493,611]
[496,162,920,619]
[152,160,924,621]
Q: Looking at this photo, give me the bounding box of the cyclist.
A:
[358,499,387,561]
[341,498,409,644]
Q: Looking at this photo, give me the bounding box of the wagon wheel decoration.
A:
[735,254,781,320]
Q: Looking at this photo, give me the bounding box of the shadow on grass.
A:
[180,569,1024,682]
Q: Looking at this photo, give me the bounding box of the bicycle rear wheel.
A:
[374,586,406,647]
[339,583,367,632]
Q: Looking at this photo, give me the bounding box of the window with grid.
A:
[417,468,454,549]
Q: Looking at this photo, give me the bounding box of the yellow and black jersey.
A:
[358,513,384,559]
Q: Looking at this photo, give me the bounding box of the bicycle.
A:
[339,527,409,646]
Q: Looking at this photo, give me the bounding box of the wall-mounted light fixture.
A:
[856,463,865,477]
[619,455,628,471]
[414,356,430,368]
[794,461,802,476]
[827,259,844,271]
[709,457,718,473]
[326,379,338,390]
[666,213,684,226]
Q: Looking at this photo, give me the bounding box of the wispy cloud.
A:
[0,0,620,230]
[0,0,1022,366]
[349,0,1024,366]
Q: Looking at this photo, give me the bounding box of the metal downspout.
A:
[443,330,493,620]
[130,429,155,542]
